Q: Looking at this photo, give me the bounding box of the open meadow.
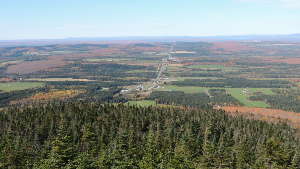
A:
[0,82,45,92]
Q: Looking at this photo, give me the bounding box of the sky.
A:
[0,0,300,40]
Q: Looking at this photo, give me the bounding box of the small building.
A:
[120,89,129,93]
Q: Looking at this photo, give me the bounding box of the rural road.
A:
[119,45,175,96]
[148,45,174,90]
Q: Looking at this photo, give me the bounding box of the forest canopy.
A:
[0,101,300,168]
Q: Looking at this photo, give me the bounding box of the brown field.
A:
[5,48,121,74]
[132,46,166,52]
[170,63,184,67]
[171,51,196,54]
[264,57,300,64]
[0,77,14,82]
[221,106,300,128]
[30,90,82,100]
[11,90,83,104]
[210,42,252,53]
[288,78,300,83]
[5,44,167,74]
[6,56,66,74]
[182,62,228,66]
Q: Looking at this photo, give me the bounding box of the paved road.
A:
[149,45,174,90]
[119,45,174,95]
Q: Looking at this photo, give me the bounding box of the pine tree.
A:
[67,152,97,169]
[138,129,159,169]
[0,130,26,169]
[167,139,193,169]
[107,130,136,168]
[216,133,236,169]
[35,122,76,169]
[255,138,290,169]
[234,141,252,169]
[81,124,97,154]
[198,123,217,169]
[290,148,300,169]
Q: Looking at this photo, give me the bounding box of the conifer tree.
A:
[138,129,159,169]
[234,141,252,169]
[35,121,76,169]
[255,138,290,169]
[167,139,193,169]
[199,123,217,169]
[290,148,300,169]
[108,130,136,168]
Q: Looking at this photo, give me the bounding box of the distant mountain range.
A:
[1,34,300,47]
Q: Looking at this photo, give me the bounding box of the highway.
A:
[119,45,175,96]
[148,45,174,90]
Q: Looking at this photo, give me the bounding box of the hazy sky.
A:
[1,0,299,40]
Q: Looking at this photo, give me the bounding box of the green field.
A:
[158,85,274,108]
[225,88,274,108]
[127,100,156,107]
[85,58,134,62]
[158,85,208,94]
[0,82,45,92]
[126,69,155,73]
[172,77,223,82]
[187,64,237,71]
[167,65,184,72]
[0,60,23,67]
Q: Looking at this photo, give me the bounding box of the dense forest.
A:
[1,101,300,168]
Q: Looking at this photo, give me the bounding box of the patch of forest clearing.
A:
[127,100,157,106]
[221,106,300,129]
[10,90,84,104]
[157,85,274,108]
[0,82,45,92]
[25,78,95,82]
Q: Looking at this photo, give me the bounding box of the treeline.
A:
[250,89,300,113]
[148,91,212,108]
[175,72,224,78]
[74,87,127,103]
[31,63,156,81]
[0,87,48,107]
[209,89,241,105]
[0,102,299,168]
[172,78,292,88]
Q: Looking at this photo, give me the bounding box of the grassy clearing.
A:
[226,88,274,108]
[167,65,184,72]
[173,77,223,82]
[0,60,23,67]
[158,85,274,108]
[246,88,275,95]
[171,50,196,54]
[0,82,45,92]
[126,69,155,73]
[85,58,131,62]
[187,64,237,71]
[157,85,208,94]
[25,78,94,82]
[127,100,156,107]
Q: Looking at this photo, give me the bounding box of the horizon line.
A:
[1,33,300,42]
